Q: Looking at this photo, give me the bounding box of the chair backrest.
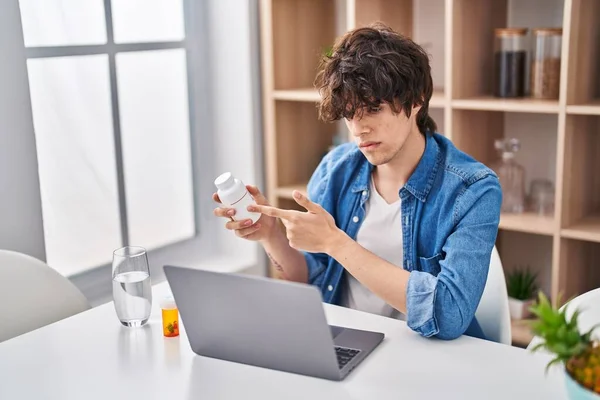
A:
[560,288,600,333]
[0,250,90,342]
[528,288,600,350]
[475,246,512,345]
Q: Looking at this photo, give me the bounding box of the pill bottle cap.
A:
[160,295,177,310]
[214,172,235,191]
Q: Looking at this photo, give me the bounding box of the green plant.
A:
[506,267,538,300]
[529,291,600,393]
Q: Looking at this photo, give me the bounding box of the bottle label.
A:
[230,191,260,224]
[231,191,249,206]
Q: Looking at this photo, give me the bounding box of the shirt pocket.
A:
[417,253,443,276]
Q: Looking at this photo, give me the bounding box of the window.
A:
[19,0,196,276]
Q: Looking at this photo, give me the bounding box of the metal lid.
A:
[532,27,563,36]
[495,28,528,37]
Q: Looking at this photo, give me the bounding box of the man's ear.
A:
[411,103,422,117]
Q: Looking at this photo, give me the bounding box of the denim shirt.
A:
[304,133,502,340]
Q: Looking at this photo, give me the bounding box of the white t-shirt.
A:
[341,179,405,320]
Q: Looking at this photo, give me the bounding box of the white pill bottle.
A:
[214,172,261,224]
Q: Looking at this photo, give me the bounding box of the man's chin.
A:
[362,152,389,166]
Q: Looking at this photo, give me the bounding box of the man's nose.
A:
[348,118,369,137]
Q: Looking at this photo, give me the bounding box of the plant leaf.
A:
[507,268,539,300]
[583,323,600,339]
[530,342,547,353]
[545,357,565,375]
[567,309,581,330]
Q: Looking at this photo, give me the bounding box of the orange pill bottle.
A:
[160,296,179,337]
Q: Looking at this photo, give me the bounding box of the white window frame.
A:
[25,0,199,259]
[12,0,266,305]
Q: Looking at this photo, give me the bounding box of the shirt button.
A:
[328,285,333,291]
[352,216,359,223]
[362,190,368,196]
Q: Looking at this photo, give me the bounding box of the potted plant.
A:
[506,267,538,319]
[530,292,600,398]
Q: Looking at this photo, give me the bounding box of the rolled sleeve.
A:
[406,271,440,337]
[406,177,502,340]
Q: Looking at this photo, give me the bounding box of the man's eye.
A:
[367,106,381,114]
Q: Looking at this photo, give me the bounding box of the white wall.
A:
[206,0,262,267]
[0,0,46,261]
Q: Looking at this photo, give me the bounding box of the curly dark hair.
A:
[315,23,437,135]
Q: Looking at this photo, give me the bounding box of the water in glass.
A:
[112,246,152,327]
[112,271,152,327]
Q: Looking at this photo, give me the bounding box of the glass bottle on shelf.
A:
[493,28,528,98]
[530,28,562,99]
[491,138,525,213]
[529,179,555,216]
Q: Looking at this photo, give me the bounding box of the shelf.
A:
[429,91,446,108]
[274,183,308,200]
[272,89,447,108]
[511,319,535,348]
[452,96,560,114]
[270,0,335,89]
[566,101,600,115]
[261,0,581,308]
[561,215,600,243]
[273,88,320,102]
[498,213,555,236]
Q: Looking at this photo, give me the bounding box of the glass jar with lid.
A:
[491,138,526,213]
[530,28,562,99]
[528,179,555,216]
[494,28,528,98]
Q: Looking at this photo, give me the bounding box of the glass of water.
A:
[112,246,153,327]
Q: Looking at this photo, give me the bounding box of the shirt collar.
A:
[404,134,442,202]
[351,134,442,202]
[350,152,373,194]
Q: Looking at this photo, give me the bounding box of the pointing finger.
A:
[292,191,321,213]
[249,204,297,220]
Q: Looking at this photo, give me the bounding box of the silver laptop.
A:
[163,265,384,381]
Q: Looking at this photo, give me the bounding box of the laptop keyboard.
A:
[335,346,360,369]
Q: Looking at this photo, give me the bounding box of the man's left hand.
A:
[248,190,347,254]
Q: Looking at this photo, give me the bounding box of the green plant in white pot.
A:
[530,292,600,398]
[506,267,538,319]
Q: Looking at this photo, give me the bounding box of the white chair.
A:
[559,288,600,334]
[0,250,90,342]
[475,246,512,345]
[527,288,600,350]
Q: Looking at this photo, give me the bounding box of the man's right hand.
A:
[213,185,277,242]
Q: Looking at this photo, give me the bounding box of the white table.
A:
[0,282,566,399]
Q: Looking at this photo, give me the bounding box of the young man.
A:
[213,23,501,340]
